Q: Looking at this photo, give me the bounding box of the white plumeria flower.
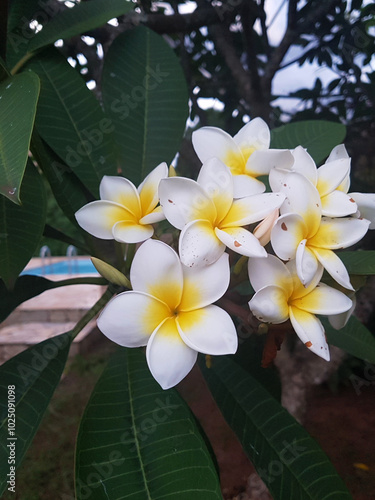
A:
[248,254,353,361]
[270,145,358,217]
[192,117,294,198]
[159,157,285,267]
[270,170,370,290]
[75,162,168,243]
[97,240,238,389]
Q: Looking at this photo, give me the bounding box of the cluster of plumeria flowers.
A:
[75,118,375,389]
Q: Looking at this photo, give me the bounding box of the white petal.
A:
[350,192,375,229]
[321,191,357,217]
[233,117,270,150]
[248,285,289,324]
[215,227,267,258]
[192,126,242,164]
[233,174,266,198]
[271,213,307,261]
[159,177,216,230]
[75,201,135,239]
[317,158,351,196]
[246,149,294,176]
[138,162,168,214]
[292,282,352,315]
[311,247,354,291]
[177,305,237,355]
[277,171,322,236]
[112,221,154,243]
[309,217,370,249]
[269,167,289,193]
[248,253,293,295]
[326,144,349,162]
[179,219,225,268]
[289,307,330,361]
[296,239,319,287]
[146,317,197,389]
[139,206,165,224]
[179,253,230,311]
[99,176,141,217]
[197,157,233,222]
[130,240,183,309]
[97,291,169,347]
[286,259,324,299]
[329,295,355,330]
[220,192,285,227]
[291,146,317,185]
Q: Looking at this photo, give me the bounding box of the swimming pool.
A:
[22,259,99,276]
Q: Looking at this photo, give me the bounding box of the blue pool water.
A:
[23,259,98,276]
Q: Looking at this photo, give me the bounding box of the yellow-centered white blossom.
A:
[97,240,237,389]
[159,158,285,267]
[248,254,352,361]
[192,118,294,198]
[75,162,167,243]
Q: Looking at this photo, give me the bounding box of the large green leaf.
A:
[0,275,106,322]
[201,356,352,500]
[0,71,40,204]
[27,0,135,53]
[0,332,72,496]
[26,48,117,198]
[102,26,189,186]
[339,250,375,275]
[270,120,346,164]
[75,348,222,500]
[323,316,375,363]
[0,162,46,288]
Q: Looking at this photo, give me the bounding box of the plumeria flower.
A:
[97,239,238,389]
[270,170,370,289]
[248,254,353,361]
[192,117,294,198]
[270,145,358,217]
[75,162,168,243]
[159,157,285,267]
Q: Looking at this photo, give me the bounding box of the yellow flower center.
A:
[224,146,256,176]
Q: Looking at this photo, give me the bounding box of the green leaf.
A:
[201,355,352,500]
[0,162,46,288]
[26,48,117,198]
[0,71,40,204]
[339,250,375,275]
[75,348,222,500]
[271,120,346,164]
[0,55,9,81]
[323,316,375,363]
[102,26,189,186]
[0,332,72,496]
[27,0,135,53]
[0,274,105,322]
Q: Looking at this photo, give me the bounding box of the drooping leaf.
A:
[75,348,222,500]
[26,48,117,199]
[102,26,189,186]
[271,120,346,164]
[0,71,40,204]
[0,332,72,496]
[323,316,375,363]
[201,355,352,500]
[0,275,106,322]
[339,250,375,275]
[0,162,46,288]
[27,0,135,53]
